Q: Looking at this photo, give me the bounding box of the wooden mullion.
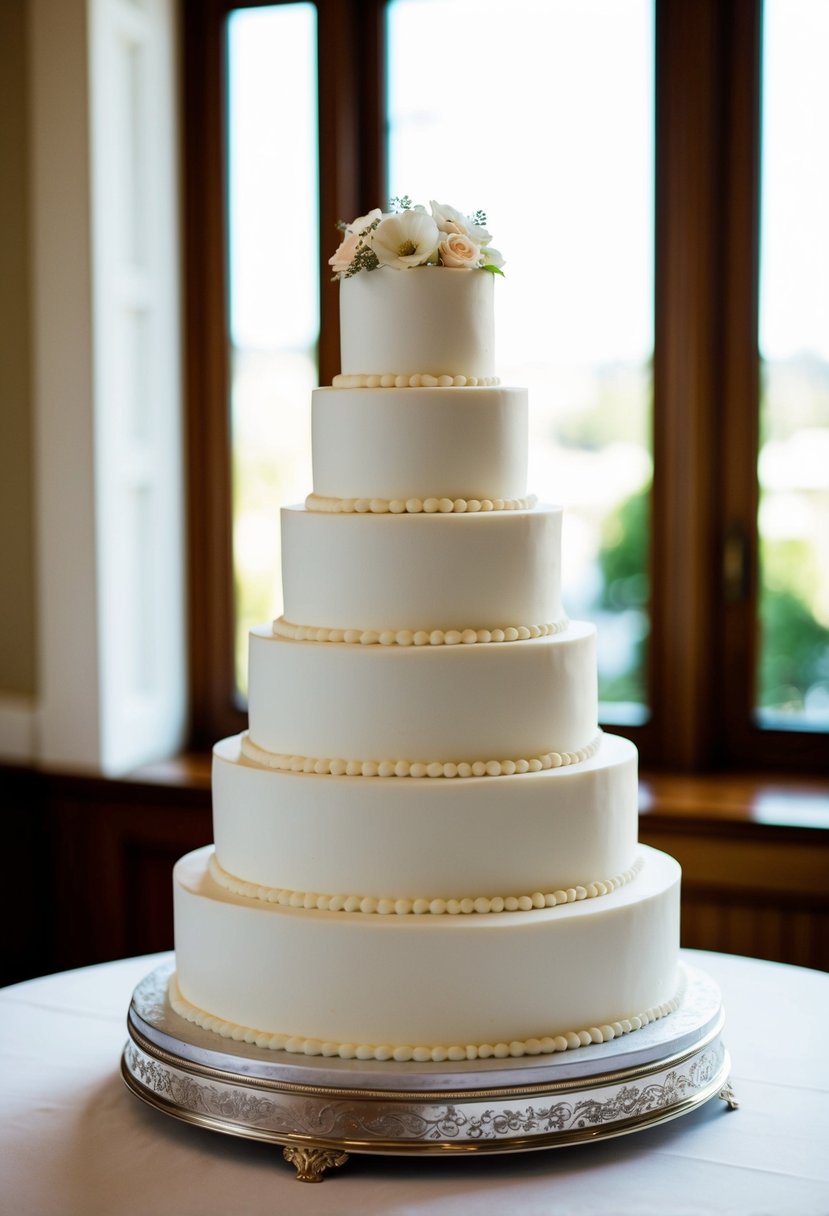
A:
[359,0,388,208]
[182,0,243,748]
[650,0,726,770]
[318,0,388,387]
[718,0,763,765]
[318,0,362,387]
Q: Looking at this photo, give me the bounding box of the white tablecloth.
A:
[1,949,827,1215]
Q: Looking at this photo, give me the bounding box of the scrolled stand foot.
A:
[718,1078,739,1110]
[282,1144,350,1182]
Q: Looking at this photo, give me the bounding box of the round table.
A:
[1,950,827,1215]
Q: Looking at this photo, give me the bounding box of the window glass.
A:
[758,0,829,729]
[387,0,654,724]
[226,4,318,693]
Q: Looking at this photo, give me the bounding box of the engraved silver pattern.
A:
[122,959,735,1180]
[123,1038,727,1143]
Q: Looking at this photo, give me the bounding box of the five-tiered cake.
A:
[170,201,682,1064]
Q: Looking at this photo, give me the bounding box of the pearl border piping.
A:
[273,617,570,647]
[332,373,500,388]
[168,971,684,1062]
[208,850,644,916]
[305,493,537,515]
[239,731,603,779]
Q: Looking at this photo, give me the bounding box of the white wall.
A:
[12,0,186,773]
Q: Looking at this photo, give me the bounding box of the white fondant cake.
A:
[171,200,682,1061]
[339,268,496,380]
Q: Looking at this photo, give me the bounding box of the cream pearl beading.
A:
[305,492,537,515]
[273,616,570,647]
[332,372,500,389]
[168,970,684,1063]
[239,731,603,779]
[208,850,644,917]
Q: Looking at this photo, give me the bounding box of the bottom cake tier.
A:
[171,844,681,1061]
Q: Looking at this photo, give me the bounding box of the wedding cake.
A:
[169,200,682,1063]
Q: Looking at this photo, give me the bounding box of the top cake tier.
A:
[337,268,496,384]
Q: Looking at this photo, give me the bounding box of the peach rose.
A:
[328,230,362,275]
[438,232,482,268]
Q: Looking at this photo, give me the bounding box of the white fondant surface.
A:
[172,844,680,1048]
[311,385,527,501]
[246,624,598,763]
[280,505,563,633]
[339,268,495,379]
[212,732,639,899]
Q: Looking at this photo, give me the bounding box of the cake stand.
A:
[121,958,737,1182]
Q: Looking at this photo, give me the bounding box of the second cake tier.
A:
[311,385,528,504]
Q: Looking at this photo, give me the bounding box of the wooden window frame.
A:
[182,0,828,773]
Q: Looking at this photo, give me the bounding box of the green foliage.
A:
[595,487,650,705]
[598,488,650,611]
[758,584,829,708]
[594,487,829,711]
[482,263,505,276]
[345,243,380,276]
[758,537,829,709]
[598,662,647,706]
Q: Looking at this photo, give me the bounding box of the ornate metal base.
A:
[122,959,736,1182]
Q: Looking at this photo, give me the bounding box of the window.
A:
[226,5,318,693]
[387,0,654,725]
[756,0,829,730]
[183,0,828,772]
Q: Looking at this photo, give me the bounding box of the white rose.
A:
[328,229,362,275]
[430,200,492,246]
[438,232,482,269]
[372,210,440,269]
[345,207,383,236]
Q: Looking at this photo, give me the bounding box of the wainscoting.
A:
[640,777,829,970]
[2,761,827,987]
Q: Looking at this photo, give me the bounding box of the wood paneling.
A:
[2,765,53,985]
[1,764,211,984]
[640,771,829,970]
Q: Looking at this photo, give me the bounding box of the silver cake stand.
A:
[121,957,737,1182]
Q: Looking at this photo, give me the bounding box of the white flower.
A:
[372,210,440,269]
[430,200,492,247]
[438,231,482,268]
[481,246,505,269]
[345,207,383,236]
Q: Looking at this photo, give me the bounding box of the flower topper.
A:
[329,197,505,279]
